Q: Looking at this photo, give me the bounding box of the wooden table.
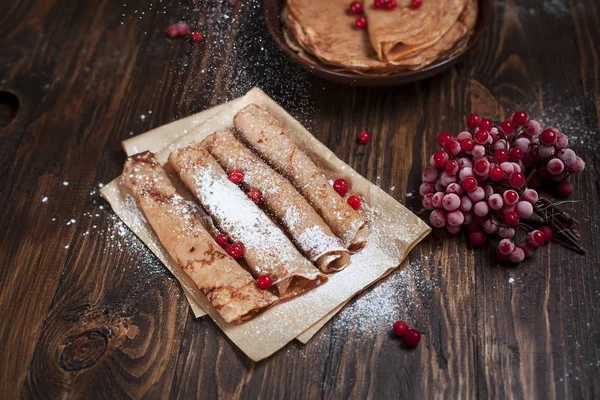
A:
[1,0,599,398]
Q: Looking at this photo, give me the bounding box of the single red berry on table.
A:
[349,1,363,14]
[499,120,514,134]
[504,211,520,226]
[247,189,262,203]
[386,0,398,10]
[228,169,244,184]
[540,226,553,243]
[557,181,573,197]
[393,320,409,337]
[257,275,273,289]
[411,0,422,9]
[226,243,244,259]
[190,29,204,42]
[478,118,493,132]
[358,130,371,144]
[354,16,367,29]
[333,178,350,196]
[347,195,361,210]
[403,329,422,346]
[511,111,529,126]
[215,234,230,248]
[437,132,453,147]
[466,113,481,130]
[167,25,179,38]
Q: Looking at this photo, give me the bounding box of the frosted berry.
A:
[215,234,230,248]
[447,210,464,226]
[460,139,475,152]
[354,16,367,29]
[403,329,421,346]
[538,144,555,159]
[488,193,503,210]
[432,192,445,208]
[540,128,557,145]
[347,195,361,210]
[429,209,447,228]
[555,133,569,149]
[471,145,486,158]
[526,120,542,136]
[445,160,459,175]
[447,225,462,234]
[228,169,244,184]
[257,275,273,289]
[333,178,350,196]
[512,111,529,126]
[457,131,472,141]
[444,140,461,157]
[167,25,179,38]
[482,218,499,234]
[422,193,434,210]
[393,320,409,337]
[557,181,573,197]
[473,201,489,217]
[349,1,363,14]
[547,158,565,175]
[226,243,244,258]
[459,196,473,212]
[422,166,438,182]
[445,183,463,196]
[510,247,525,263]
[247,189,262,203]
[504,211,520,226]
[499,227,515,239]
[498,239,515,255]
[540,226,553,243]
[571,157,585,173]
[559,149,577,168]
[521,243,536,257]
[176,22,190,36]
[522,189,539,205]
[358,130,371,144]
[468,186,485,202]
[516,201,533,219]
[503,190,519,205]
[528,231,545,247]
[466,114,481,130]
[442,193,461,211]
[419,183,435,196]
[469,231,487,246]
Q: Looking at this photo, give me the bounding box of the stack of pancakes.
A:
[283,0,477,75]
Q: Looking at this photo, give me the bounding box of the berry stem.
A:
[533,197,585,254]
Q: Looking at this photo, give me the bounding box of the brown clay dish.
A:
[264,0,491,86]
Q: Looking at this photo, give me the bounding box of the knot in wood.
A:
[59,330,108,371]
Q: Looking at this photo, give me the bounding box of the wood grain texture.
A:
[0,0,599,398]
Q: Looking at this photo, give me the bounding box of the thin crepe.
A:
[202,130,350,273]
[169,143,328,298]
[121,151,278,323]
[234,104,368,252]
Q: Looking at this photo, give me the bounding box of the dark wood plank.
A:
[0,0,598,398]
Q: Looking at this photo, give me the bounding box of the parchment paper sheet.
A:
[101,88,430,361]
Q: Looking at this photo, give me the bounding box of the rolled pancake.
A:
[202,130,351,273]
[363,0,467,63]
[169,144,327,299]
[233,104,367,252]
[122,151,278,324]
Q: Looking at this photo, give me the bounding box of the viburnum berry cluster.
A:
[167,22,204,43]
[349,0,422,30]
[420,111,586,263]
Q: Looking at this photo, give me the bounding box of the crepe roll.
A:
[169,144,327,299]
[122,151,278,324]
[202,130,350,273]
[233,104,367,252]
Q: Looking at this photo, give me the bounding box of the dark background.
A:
[1,0,598,398]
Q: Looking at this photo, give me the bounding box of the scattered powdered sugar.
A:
[62,181,69,186]
[41,196,48,203]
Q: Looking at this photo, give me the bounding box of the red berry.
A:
[333,178,349,196]
[167,25,179,38]
[529,230,546,247]
[478,119,493,132]
[469,231,487,246]
[437,132,453,147]
[496,248,511,260]
[504,211,520,226]
[444,140,461,156]
[257,275,273,289]
[474,159,490,175]
[540,128,557,145]
[494,149,509,163]
[226,243,244,259]
[460,139,474,152]
[386,0,397,10]
[499,120,514,134]
[557,181,573,197]
[354,16,367,29]
[540,226,553,243]
[403,329,421,346]
[347,195,361,210]
[175,22,190,36]
[247,189,262,203]
[190,30,204,42]
[349,1,363,14]
[462,177,478,192]
[393,320,409,337]
[489,166,504,181]
[503,190,519,204]
[508,172,525,188]
[474,129,489,144]
[512,111,529,126]
[374,0,386,8]
[411,0,422,9]
[433,150,449,168]
[445,160,459,175]
[215,234,230,248]
[358,130,371,144]
[509,147,523,162]
[466,113,481,130]
[228,169,244,184]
